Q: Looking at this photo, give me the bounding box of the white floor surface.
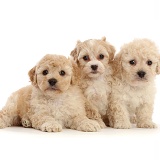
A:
[0,124,160,160]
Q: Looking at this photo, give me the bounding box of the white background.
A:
[0,0,160,160]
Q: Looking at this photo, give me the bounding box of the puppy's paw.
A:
[40,121,62,132]
[77,119,101,132]
[137,121,157,128]
[22,119,32,128]
[97,119,106,129]
[0,118,7,129]
[113,121,131,129]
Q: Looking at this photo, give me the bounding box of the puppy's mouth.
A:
[136,78,148,83]
[135,75,148,82]
[90,71,99,74]
[132,77,148,85]
[46,86,59,91]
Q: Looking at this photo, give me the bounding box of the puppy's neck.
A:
[123,78,155,90]
[32,86,61,100]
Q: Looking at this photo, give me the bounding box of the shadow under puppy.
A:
[107,39,160,129]
[0,54,101,132]
[70,37,115,128]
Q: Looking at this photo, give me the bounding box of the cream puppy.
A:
[0,54,100,132]
[71,37,115,127]
[107,39,160,129]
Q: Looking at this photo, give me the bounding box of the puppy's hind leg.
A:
[0,96,20,129]
[0,108,19,128]
[0,110,9,128]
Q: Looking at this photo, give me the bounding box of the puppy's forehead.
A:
[86,39,97,47]
[122,39,158,56]
[84,39,101,50]
[122,39,159,60]
[79,39,108,55]
[37,54,71,69]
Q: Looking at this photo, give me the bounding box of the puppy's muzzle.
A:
[48,78,57,86]
[91,65,98,71]
[137,71,146,78]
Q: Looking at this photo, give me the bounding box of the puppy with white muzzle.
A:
[107,39,160,129]
[0,54,100,132]
[71,37,115,127]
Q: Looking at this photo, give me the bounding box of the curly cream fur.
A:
[0,54,101,132]
[70,37,115,128]
[107,39,160,129]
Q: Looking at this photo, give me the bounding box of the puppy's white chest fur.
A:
[32,86,85,127]
[50,91,82,118]
[83,76,111,115]
[122,82,156,112]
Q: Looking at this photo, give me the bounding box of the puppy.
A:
[107,39,160,129]
[0,54,101,132]
[70,37,115,127]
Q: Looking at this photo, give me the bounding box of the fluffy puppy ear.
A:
[70,40,81,62]
[111,52,123,78]
[70,59,81,85]
[101,36,106,41]
[108,44,116,62]
[70,48,78,61]
[101,37,115,62]
[156,56,160,74]
[28,66,37,87]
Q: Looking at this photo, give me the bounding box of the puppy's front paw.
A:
[137,121,157,128]
[40,121,62,132]
[97,119,106,129]
[22,119,32,128]
[77,119,101,132]
[0,118,7,129]
[113,121,131,129]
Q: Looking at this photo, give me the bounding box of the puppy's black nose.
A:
[48,78,57,86]
[137,71,146,78]
[91,65,98,71]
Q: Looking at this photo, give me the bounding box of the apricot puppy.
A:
[71,37,115,127]
[0,54,100,132]
[108,39,160,129]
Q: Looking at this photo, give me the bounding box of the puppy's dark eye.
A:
[83,55,89,61]
[147,60,152,66]
[99,54,104,59]
[129,60,136,65]
[59,70,65,76]
[42,70,48,75]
